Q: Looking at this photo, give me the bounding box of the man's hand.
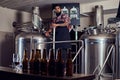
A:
[51,22,69,28]
[45,31,50,37]
[45,29,52,37]
[51,23,58,28]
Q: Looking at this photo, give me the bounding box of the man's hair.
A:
[52,4,61,9]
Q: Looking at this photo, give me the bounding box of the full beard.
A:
[56,12,61,17]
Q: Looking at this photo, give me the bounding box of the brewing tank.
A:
[115,21,120,79]
[15,6,47,65]
[15,31,47,64]
[81,28,115,77]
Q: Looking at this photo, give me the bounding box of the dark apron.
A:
[55,21,71,49]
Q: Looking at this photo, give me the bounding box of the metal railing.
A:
[34,39,84,73]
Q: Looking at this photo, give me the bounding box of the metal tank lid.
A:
[82,33,115,44]
[86,33,115,39]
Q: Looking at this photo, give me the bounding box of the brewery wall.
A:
[0,7,31,32]
[79,0,119,30]
[0,7,31,66]
[0,0,119,67]
[39,0,119,31]
[79,13,117,31]
[80,0,119,14]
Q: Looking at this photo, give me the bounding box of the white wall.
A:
[0,6,31,67]
[0,7,31,32]
[80,0,119,14]
[79,13,117,31]
[78,0,119,31]
[39,0,119,31]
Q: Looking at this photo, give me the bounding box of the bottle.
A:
[22,49,28,73]
[29,50,35,73]
[62,6,69,15]
[56,48,64,77]
[48,49,56,76]
[70,6,78,19]
[41,49,48,75]
[34,49,41,74]
[66,48,73,76]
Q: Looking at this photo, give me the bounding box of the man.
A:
[46,5,71,61]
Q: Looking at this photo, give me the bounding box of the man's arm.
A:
[52,14,70,28]
[45,28,52,37]
[52,22,69,27]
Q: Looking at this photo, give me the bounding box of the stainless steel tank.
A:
[15,6,47,65]
[115,21,120,79]
[80,27,115,79]
[15,31,47,64]
[80,5,115,78]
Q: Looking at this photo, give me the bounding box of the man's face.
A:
[54,6,61,13]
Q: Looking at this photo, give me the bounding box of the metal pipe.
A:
[72,40,84,62]
[37,40,83,44]
[112,44,115,80]
[12,21,32,28]
[53,28,56,53]
[36,40,83,62]
[93,65,100,74]
[95,5,104,29]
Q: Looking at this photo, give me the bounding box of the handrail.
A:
[36,40,83,44]
[53,27,56,52]
[35,39,84,63]
[72,40,84,62]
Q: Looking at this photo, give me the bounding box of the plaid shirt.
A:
[52,13,71,29]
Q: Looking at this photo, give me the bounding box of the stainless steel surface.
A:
[81,27,115,78]
[87,26,99,35]
[72,40,83,62]
[97,45,115,80]
[15,32,46,64]
[95,5,104,29]
[115,22,120,79]
[85,34,114,74]
[32,6,42,30]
